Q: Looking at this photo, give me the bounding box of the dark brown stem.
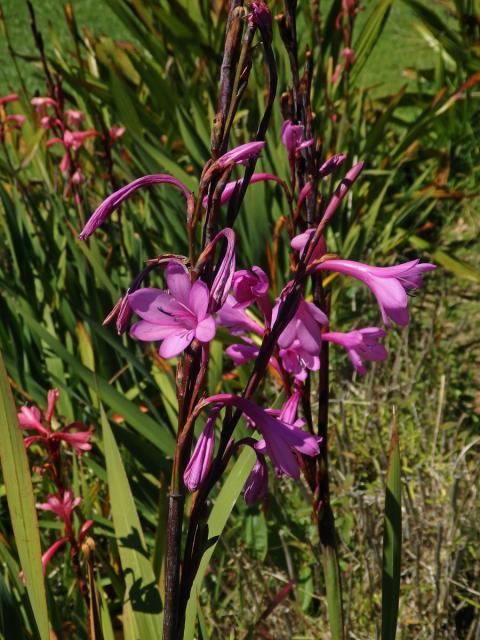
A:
[162,493,185,640]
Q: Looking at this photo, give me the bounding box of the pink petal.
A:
[130,320,177,341]
[189,280,210,319]
[159,330,194,358]
[166,263,191,305]
[195,316,216,343]
[129,288,182,323]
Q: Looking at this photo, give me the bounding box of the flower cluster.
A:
[80,125,435,506]
[18,390,93,581]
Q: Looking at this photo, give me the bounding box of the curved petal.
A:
[130,320,176,341]
[129,288,182,323]
[159,330,194,358]
[195,316,216,343]
[189,280,210,319]
[166,263,191,305]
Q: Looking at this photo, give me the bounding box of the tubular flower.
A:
[323,328,388,374]
[216,294,264,336]
[248,1,273,44]
[314,259,436,326]
[129,263,216,358]
[79,174,190,239]
[216,141,265,169]
[203,394,320,479]
[281,121,313,163]
[65,109,85,128]
[47,129,98,172]
[0,93,19,105]
[202,172,282,208]
[18,389,93,454]
[275,298,328,355]
[243,455,268,505]
[232,266,272,322]
[183,407,220,491]
[37,491,81,530]
[291,228,327,263]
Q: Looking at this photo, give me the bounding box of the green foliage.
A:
[0,0,478,638]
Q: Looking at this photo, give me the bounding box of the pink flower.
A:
[291,228,327,263]
[129,263,216,358]
[65,109,85,128]
[296,154,347,210]
[314,258,436,326]
[79,174,190,239]
[281,121,313,162]
[279,343,320,380]
[31,96,57,116]
[243,456,268,504]
[323,327,388,374]
[226,341,260,366]
[216,295,264,336]
[202,172,282,208]
[47,129,98,173]
[5,114,26,126]
[216,141,265,168]
[204,393,320,479]
[342,47,356,66]
[275,298,328,355]
[71,167,85,185]
[18,389,93,454]
[232,266,272,322]
[109,125,126,142]
[0,93,19,106]
[37,491,81,524]
[232,266,269,308]
[183,407,219,491]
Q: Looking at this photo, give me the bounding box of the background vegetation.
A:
[0,0,479,638]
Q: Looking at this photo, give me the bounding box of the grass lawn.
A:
[0,0,451,95]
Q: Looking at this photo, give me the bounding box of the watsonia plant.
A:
[75,2,434,638]
[1,3,478,640]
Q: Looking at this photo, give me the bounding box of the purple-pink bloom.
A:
[281,121,313,162]
[319,153,347,178]
[0,93,19,106]
[204,394,320,479]
[202,228,236,312]
[202,173,282,208]
[275,297,328,355]
[226,341,260,366]
[279,343,320,381]
[183,407,219,491]
[243,455,268,504]
[37,491,82,538]
[79,174,190,239]
[65,109,85,128]
[216,295,264,336]
[314,258,436,326]
[129,263,216,358]
[291,228,327,263]
[18,390,93,454]
[232,266,269,308]
[216,141,265,169]
[323,327,388,374]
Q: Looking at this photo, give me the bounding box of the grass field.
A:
[0,0,447,95]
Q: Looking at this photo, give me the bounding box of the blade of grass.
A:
[100,406,163,639]
[0,350,50,640]
[382,410,402,640]
[183,447,256,640]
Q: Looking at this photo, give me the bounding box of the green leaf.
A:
[101,407,163,639]
[382,414,402,640]
[351,0,394,86]
[184,447,256,639]
[0,350,50,640]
